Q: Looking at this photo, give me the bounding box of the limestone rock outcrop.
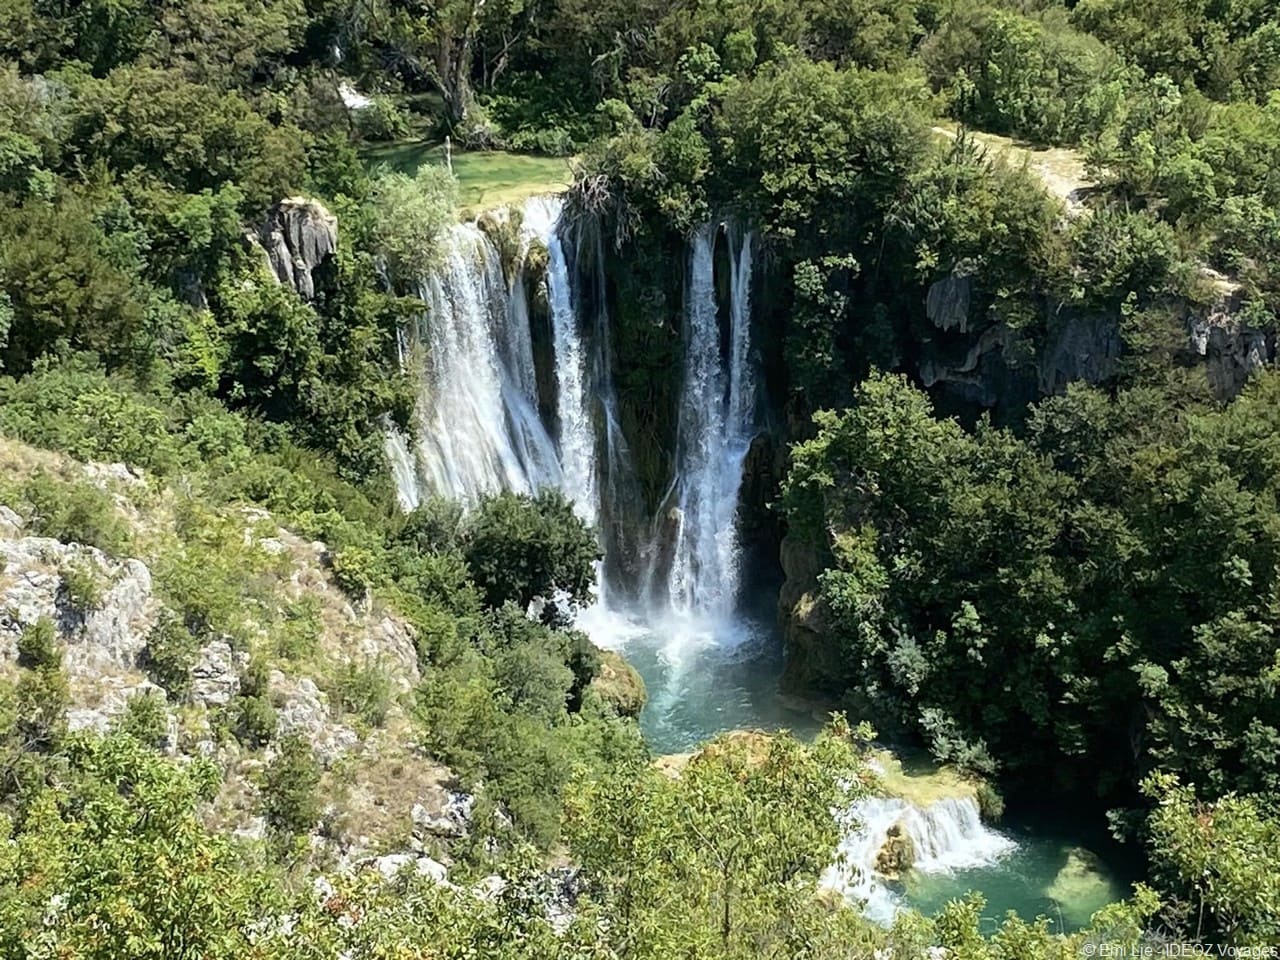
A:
[926,274,972,333]
[190,639,244,707]
[1038,312,1121,396]
[1188,283,1273,400]
[271,672,359,765]
[1,530,161,732]
[253,198,338,300]
[777,531,837,691]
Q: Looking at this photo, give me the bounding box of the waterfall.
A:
[386,202,761,630]
[665,223,758,620]
[523,197,598,525]
[384,427,421,511]
[390,198,607,531]
[823,795,1016,925]
[403,220,561,503]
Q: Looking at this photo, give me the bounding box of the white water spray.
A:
[384,427,421,511]
[823,795,1016,925]
[411,223,561,501]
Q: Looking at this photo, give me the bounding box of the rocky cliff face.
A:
[252,197,338,300]
[0,514,163,735]
[918,274,1123,410]
[1187,279,1272,400]
[918,270,1268,411]
[777,530,839,692]
[0,440,461,863]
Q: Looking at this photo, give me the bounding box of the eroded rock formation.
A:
[1188,280,1273,400]
[252,197,338,300]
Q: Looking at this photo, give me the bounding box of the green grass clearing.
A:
[931,123,1093,206]
[362,140,572,216]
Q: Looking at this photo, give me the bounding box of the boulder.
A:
[367,854,449,884]
[190,640,244,707]
[272,674,359,765]
[1045,846,1121,928]
[74,558,154,671]
[874,823,916,881]
[411,790,474,839]
[0,506,24,537]
[588,648,647,719]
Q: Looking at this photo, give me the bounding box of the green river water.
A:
[582,605,1137,933]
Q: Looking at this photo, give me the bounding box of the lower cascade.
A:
[822,795,1016,925]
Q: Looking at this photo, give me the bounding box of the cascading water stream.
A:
[823,795,1016,925]
[664,223,758,624]
[402,219,561,504]
[390,203,760,628]
[523,198,598,525]
[384,428,421,512]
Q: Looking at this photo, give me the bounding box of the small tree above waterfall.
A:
[368,165,458,284]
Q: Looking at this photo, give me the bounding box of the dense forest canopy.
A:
[1,0,1279,954]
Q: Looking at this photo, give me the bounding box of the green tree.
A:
[0,734,274,959]
[367,164,458,284]
[564,723,876,959]
[463,489,598,620]
[1144,773,1280,943]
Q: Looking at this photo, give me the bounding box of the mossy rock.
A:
[475,206,525,283]
[654,729,775,779]
[874,823,916,881]
[588,648,646,719]
[1046,847,1121,927]
[523,236,549,278]
[870,749,978,807]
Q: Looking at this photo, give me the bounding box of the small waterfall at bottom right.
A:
[822,794,1016,925]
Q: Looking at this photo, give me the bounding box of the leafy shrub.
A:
[352,96,410,141]
[13,618,68,750]
[332,658,393,729]
[276,597,322,660]
[142,612,200,699]
[261,734,321,836]
[368,166,458,284]
[462,490,597,621]
[397,497,464,553]
[0,361,183,473]
[113,691,170,748]
[329,545,379,600]
[22,471,129,554]
[59,559,104,614]
[16,616,59,671]
[233,655,277,748]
